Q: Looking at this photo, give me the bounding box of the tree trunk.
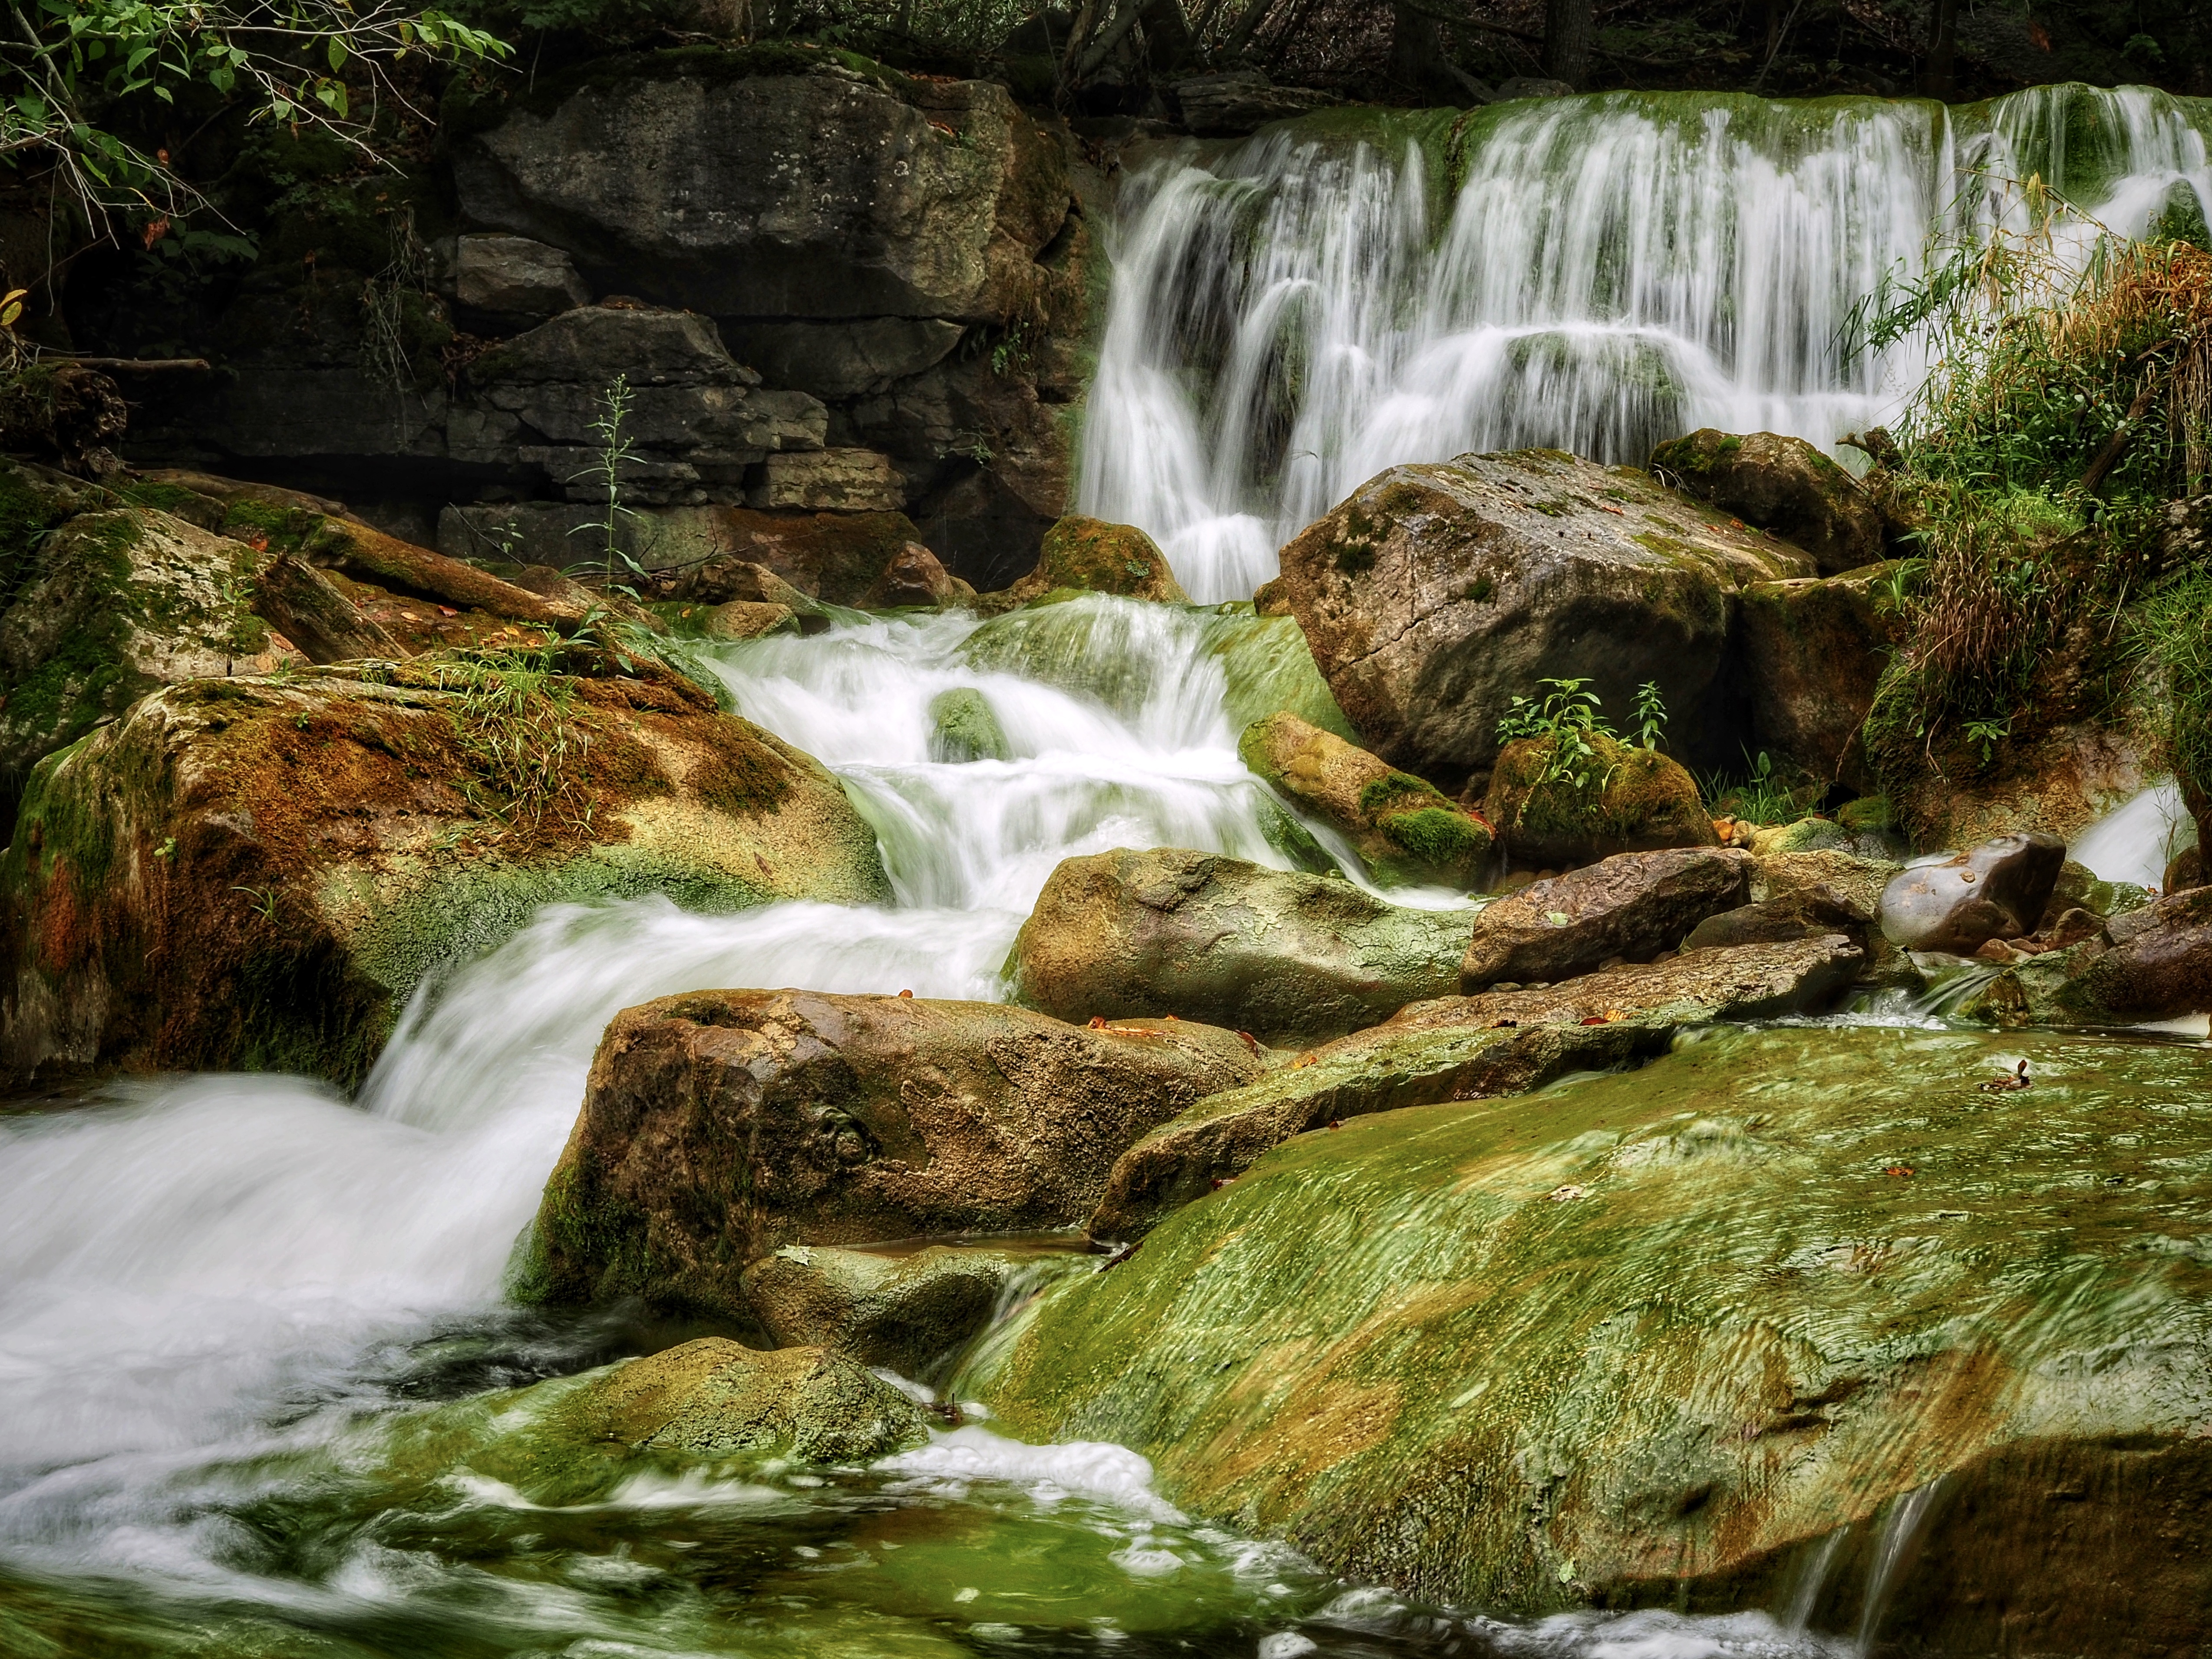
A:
[1389,0,1491,104]
[1918,0,1960,99]
[252,556,404,665]
[1541,0,1593,88]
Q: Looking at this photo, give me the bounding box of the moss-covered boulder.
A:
[1009,847,1473,1047]
[1649,429,1886,575]
[1737,564,1903,786]
[528,989,1264,1321]
[0,506,282,797]
[980,1025,2212,1647]
[2053,885,2212,1020]
[740,1243,1042,1378]
[983,514,1186,610]
[1483,731,1717,867]
[0,652,889,1086]
[1089,933,1860,1240]
[1239,712,1492,888]
[378,1337,928,1507]
[1273,450,1813,781]
[927,686,1010,762]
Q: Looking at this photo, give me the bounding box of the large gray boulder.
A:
[1648,429,1886,575]
[1461,848,1753,989]
[1879,833,2067,954]
[451,232,591,317]
[453,67,1075,325]
[528,989,1265,1320]
[1273,449,1813,780]
[1009,847,1475,1047]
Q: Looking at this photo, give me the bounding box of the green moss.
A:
[1378,805,1488,868]
[1491,731,1706,861]
[1358,771,1449,816]
[928,687,1010,763]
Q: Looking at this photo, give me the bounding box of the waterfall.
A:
[1082,85,2212,603]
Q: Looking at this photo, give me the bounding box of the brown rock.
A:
[1648,429,1886,574]
[1238,711,1493,888]
[984,514,1187,610]
[738,1244,1022,1377]
[2058,886,2212,1019]
[1737,565,1903,784]
[1482,732,1715,867]
[859,541,973,608]
[531,990,1264,1320]
[1878,833,2067,955]
[251,554,404,664]
[1461,848,1753,990]
[1272,449,1812,779]
[702,600,799,640]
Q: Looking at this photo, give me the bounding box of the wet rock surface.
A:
[528,989,1264,1320]
[1648,428,1886,575]
[985,1025,2212,1647]
[1737,565,1901,784]
[983,514,1187,610]
[1879,833,2067,954]
[739,1243,1028,1376]
[1010,847,1473,1047]
[0,654,889,1086]
[1272,449,1813,779]
[1240,712,1493,888]
[1461,848,1753,989]
[2056,885,2212,1019]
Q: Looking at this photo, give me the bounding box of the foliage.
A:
[567,375,651,588]
[2133,564,2212,833]
[0,0,506,234]
[1698,748,1813,828]
[432,641,590,831]
[1495,675,1667,790]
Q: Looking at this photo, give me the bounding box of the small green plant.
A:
[1962,715,2011,767]
[1630,680,1667,751]
[434,643,589,831]
[1495,677,1621,792]
[568,376,651,588]
[231,884,281,922]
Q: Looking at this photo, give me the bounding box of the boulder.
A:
[1461,848,1753,989]
[983,1024,2212,1644]
[701,599,799,640]
[381,1338,928,1505]
[1482,732,1715,866]
[739,1243,1026,1376]
[250,553,403,665]
[0,654,890,1086]
[0,506,287,790]
[1648,429,1886,574]
[1737,565,1902,783]
[1088,934,1862,1240]
[1684,847,1895,950]
[927,687,1010,762]
[527,990,1264,1320]
[1239,712,1493,888]
[1272,449,1813,780]
[1878,833,2067,954]
[860,541,971,608]
[2056,886,2212,1019]
[749,448,906,512]
[451,232,591,317]
[453,64,1076,325]
[1009,847,1473,1047]
[984,514,1186,610]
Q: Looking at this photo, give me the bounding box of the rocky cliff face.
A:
[116,51,1096,594]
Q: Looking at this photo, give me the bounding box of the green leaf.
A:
[327,35,345,69]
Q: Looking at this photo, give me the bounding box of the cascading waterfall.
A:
[1083,83,2212,602]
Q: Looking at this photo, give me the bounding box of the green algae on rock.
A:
[0,653,890,1087]
[927,687,1011,763]
[980,1024,2212,1649]
[1240,712,1492,888]
[1482,740,1719,871]
[1010,846,1473,1047]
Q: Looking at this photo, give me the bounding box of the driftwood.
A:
[251,554,405,664]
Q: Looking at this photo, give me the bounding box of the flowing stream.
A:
[5,80,2212,1659]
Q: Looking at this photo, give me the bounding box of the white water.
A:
[2071,777,2199,890]
[1084,83,2212,601]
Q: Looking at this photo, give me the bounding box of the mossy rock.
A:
[928,687,1010,763]
[1240,711,1491,888]
[984,515,1187,609]
[0,656,891,1087]
[973,1024,2212,1641]
[1483,730,1716,866]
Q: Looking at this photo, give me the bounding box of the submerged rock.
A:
[1009,847,1472,1047]
[982,514,1187,610]
[1461,848,1752,990]
[985,1025,2212,1646]
[739,1243,1028,1377]
[1239,712,1493,888]
[1272,449,1813,780]
[0,654,889,1085]
[1482,732,1714,866]
[383,1338,928,1506]
[927,687,1010,762]
[1091,934,1862,1241]
[528,989,1263,1321]
[1648,429,1885,575]
[1878,833,2066,955]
